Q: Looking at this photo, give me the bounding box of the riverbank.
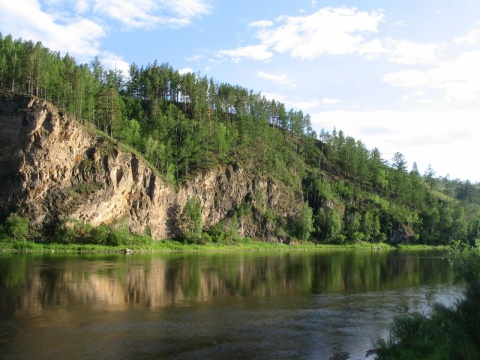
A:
[0,238,443,253]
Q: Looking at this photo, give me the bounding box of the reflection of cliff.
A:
[7,255,309,313]
[0,252,451,316]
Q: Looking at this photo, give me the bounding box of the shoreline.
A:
[0,240,444,254]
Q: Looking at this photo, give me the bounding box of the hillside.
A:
[0,93,303,243]
[1,33,480,246]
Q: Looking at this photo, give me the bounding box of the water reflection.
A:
[0,250,455,359]
[0,251,452,312]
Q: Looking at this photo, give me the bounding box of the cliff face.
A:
[0,94,302,241]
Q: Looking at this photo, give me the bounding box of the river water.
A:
[0,250,458,359]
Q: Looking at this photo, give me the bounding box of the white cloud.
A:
[74,0,90,13]
[249,20,273,28]
[358,39,385,59]
[178,67,194,75]
[256,7,385,59]
[311,110,480,181]
[217,45,272,62]
[100,51,130,76]
[0,0,105,62]
[454,24,480,45]
[92,0,211,29]
[386,38,445,65]
[219,7,384,62]
[186,54,203,62]
[168,0,212,19]
[384,50,480,101]
[92,0,163,28]
[257,71,295,86]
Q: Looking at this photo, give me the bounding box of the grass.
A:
[0,238,438,253]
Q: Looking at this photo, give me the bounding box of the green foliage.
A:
[264,208,277,223]
[227,213,239,242]
[315,208,344,244]
[253,189,266,215]
[1,213,31,242]
[64,182,103,197]
[205,216,243,245]
[206,221,229,244]
[371,245,480,360]
[293,203,314,241]
[118,118,142,148]
[54,219,132,246]
[236,201,252,217]
[180,196,203,242]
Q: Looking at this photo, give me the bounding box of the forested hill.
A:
[1,33,480,246]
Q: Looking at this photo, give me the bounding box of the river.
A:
[0,250,458,359]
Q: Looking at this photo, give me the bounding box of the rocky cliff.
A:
[0,93,303,241]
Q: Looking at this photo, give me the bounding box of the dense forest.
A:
[1,33,480,246]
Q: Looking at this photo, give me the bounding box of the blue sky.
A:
[2,0,480,182]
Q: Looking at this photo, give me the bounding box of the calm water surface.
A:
[0,250,457,359]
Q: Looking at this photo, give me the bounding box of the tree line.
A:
[1,33,480,246]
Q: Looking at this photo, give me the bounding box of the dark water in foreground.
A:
[0,250,457,359]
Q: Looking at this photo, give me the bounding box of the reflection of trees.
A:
[309,252,451,293]
[38,268,61,307]
[0,251,451,315]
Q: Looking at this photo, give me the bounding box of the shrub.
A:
[180,196,203,240]
[3,213,30,242]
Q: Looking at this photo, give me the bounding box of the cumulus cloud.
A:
[383,50,480,101]
[218,7,384,62]
[168,0,212,20]
[217,45,273,62]
[100,51,130,75]
[92,0,212,29]
[257,7,385,59]
[93,0,168,28]
[0,0,105,62]
[386,38,446,65]
[74,0,90,13]
[249,20,273,28]
[357,39,385,59]
[186,54,204,62]
[178,67,194,75]
[216,6,470,71]
[257,71,295,86]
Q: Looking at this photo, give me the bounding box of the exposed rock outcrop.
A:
[0,93,302,241]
